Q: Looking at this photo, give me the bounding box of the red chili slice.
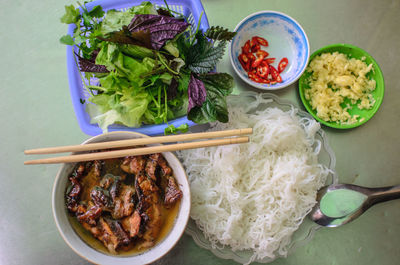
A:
[250,37,259,52]
[256,50,269,58]
[251,44,260,53]
[264,58,276,64]
[238,54,247,71]
[275,74,282,83]
[260,78,270,84]
[247,53,256,65]
[278,57,289,73]
[250,36,258,46]
[251,53,267,68]
[270,65,282,83]
[242,40,251,54]
[260,60,269,67]
[256,65,269,78]
[248,71,263,83]
[238,54,251,71]
[254,36,269,46]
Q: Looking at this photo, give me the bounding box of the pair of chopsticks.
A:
[24,128,252,165]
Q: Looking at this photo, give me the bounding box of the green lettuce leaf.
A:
[99,2,156,35]
[88,91,151,131]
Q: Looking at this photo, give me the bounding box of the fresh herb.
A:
[205,26,237,41]
[185,26,236,74]
[188,73,233,123]
[188,74,207,112]
[127,14,189,50]
[60,1,236,133]
[164,123,189,135]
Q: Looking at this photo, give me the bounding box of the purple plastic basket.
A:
[66,0,209,136]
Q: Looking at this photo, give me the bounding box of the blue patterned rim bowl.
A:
[229,11,310,90]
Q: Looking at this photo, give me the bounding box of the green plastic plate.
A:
[298,43,384,129]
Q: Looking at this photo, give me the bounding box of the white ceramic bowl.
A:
[52,131,191,265]
[229,11,310,90]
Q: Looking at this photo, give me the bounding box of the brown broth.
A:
[68,200,180,256]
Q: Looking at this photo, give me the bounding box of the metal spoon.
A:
[310,183,400,227]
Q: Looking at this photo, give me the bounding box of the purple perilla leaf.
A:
[75,51,109,73]
[127,14,189,50]
[188,74,206,112]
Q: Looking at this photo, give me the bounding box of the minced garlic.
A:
[305,52,376,124]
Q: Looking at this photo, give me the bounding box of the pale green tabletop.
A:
[1,0,399,264]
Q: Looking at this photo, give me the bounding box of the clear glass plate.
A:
[184,91,338,264]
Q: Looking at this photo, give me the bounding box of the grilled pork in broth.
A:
[65,153,182,254]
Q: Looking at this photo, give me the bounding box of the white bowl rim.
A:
[229,10,310,90]
[52,131,191,265]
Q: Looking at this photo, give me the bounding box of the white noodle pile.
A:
[177,95,331,264]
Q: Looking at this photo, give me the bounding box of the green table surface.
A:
[1,0,399,264]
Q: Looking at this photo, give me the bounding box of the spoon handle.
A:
[366,185,400,206]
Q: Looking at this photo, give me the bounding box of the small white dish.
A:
[52,131,191,265]
[229,11,310,90]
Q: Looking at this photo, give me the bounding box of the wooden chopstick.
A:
[24,136,249,165]
[24,128,252,155]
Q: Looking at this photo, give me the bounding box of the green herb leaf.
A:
[60,5,80,24]
[88,5,105,18]
[205,26,237,41]
[198,73,234,96]
[82,12,92,27]
[59,34,75,45]
[187,99,217,124]
[186,31,227,74]
[188,73,234,124]
[164,123,189,135]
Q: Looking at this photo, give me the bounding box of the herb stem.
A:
[190,11,203,46]
[157,52,179,75]
[157,85,162,116]
[72,46,94,96]
[164,85,168,122]
[149,91,160,108]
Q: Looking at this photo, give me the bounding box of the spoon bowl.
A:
[310,183,400,227]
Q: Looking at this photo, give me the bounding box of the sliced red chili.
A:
[247,53,256,65]
[238,57,246,70]
[256,50,269,58]
[238,54,250,71]
[256,65,269,78]
[278,57,289,73]
[241,36,286,84]
[264,58,276,64]
[248,71,263,83]
[248,71,256,79]
[250,36,259,46]
[251,44,260,53]
[251,54,266,68]
[270,65,282,83]
[275,74,282,83]
[254,36,269,46]
[242,40,251,54]
[260,60,269,67]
